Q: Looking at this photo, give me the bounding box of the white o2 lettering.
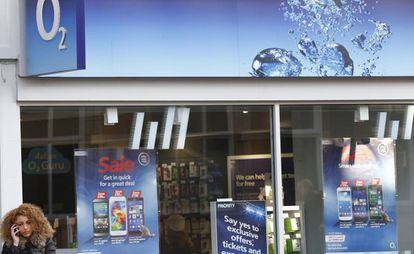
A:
[36,0,67,50]
[58,27,67,50]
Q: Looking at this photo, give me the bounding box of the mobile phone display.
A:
[337,187,353,221]
[127,198,145,236]
[109,196,128,236]
[352,187,368,222]
[93,199,109,237]
[368,184,383,221]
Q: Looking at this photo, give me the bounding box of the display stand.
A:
[158,160,224,254]
[282,206,306,254]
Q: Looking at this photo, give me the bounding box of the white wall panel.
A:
[0,0,19,59]
[0,62,22,217]
[16,77,414,103]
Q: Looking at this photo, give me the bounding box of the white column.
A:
[272,105,284,254]
[0,0,19,59]
[0,61,22,217]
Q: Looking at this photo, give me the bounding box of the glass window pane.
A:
[21,105,275,253]
[281,105,414,253]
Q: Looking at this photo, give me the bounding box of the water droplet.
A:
[280,0,389,76]
[332,0,342,8]
[298,36,319,63]
[351,33,367,49]
[367,20,391,52]
[318,43,354,76]
[343,23,353,31]
[289,29,295,34]
[362,68,371,76]
[252,48,302,77]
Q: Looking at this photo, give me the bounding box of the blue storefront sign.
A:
[323,138,397,253]
[24,0,414,77]
[74,148,159,254]
[211,200,268,254]
[23,0,85,76]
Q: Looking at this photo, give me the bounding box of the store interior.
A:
[20,104,414,253]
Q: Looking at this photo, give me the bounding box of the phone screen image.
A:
[368,185,383,221]
[93,200,109,236]
[128,198,145,235]
[337,188,353,221]
[352,187,368,222]
[109,197,127,235]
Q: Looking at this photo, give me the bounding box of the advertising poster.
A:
[74,148,159,254]
[322,138,397,253]
[227,155,271,200]
[40,0,414,77]
[211,201,268,254]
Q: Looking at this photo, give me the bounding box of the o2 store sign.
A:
[36,0,67,50]
[24,0,85,76]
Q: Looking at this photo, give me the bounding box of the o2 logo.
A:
[36,0,67,50]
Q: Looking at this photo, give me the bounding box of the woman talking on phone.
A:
[1,203,56,254]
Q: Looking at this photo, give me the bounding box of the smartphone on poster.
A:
[127,197,145,236]
[337,186,353,222]
[368,183,384,221]
[109,196,128,236]
[93,198,109,237]
[352,186,368,222]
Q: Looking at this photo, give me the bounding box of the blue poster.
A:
[212,201,268,254]
[74,148,159,254]
[231,158,271,200]
[24,0,85,76]
[322,138,397,253]
[45,0,414,77]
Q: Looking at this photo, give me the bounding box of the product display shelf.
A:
[157,160,224,254]
[282,205,306,254]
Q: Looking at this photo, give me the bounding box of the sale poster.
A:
[322,138,397,253]
[210,200,268,254]
[74,148,159,254]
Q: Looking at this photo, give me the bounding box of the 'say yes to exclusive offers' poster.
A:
[323,138,397,253]
[75,148,159,254]
[211,201,268,254]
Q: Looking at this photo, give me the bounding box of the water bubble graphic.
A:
[277,0,390,76]
[252,48,302,77]
[351,33,367,49]
[318,43,354,76]
[367,20,391,52]
[360,58,377,76]
[298,36,319,63]
[351,21,391,54]
[333,0,342,7]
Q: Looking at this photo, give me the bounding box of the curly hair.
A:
[1,203,54,242]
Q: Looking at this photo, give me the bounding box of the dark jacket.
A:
[1,237,56,254]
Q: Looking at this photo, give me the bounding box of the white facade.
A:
[0,0,21,217]
[1,0,414,253]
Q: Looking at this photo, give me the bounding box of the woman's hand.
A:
[10,224,19,246]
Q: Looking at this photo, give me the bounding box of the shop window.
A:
[21,106,275,253]
[281,105,414,253]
